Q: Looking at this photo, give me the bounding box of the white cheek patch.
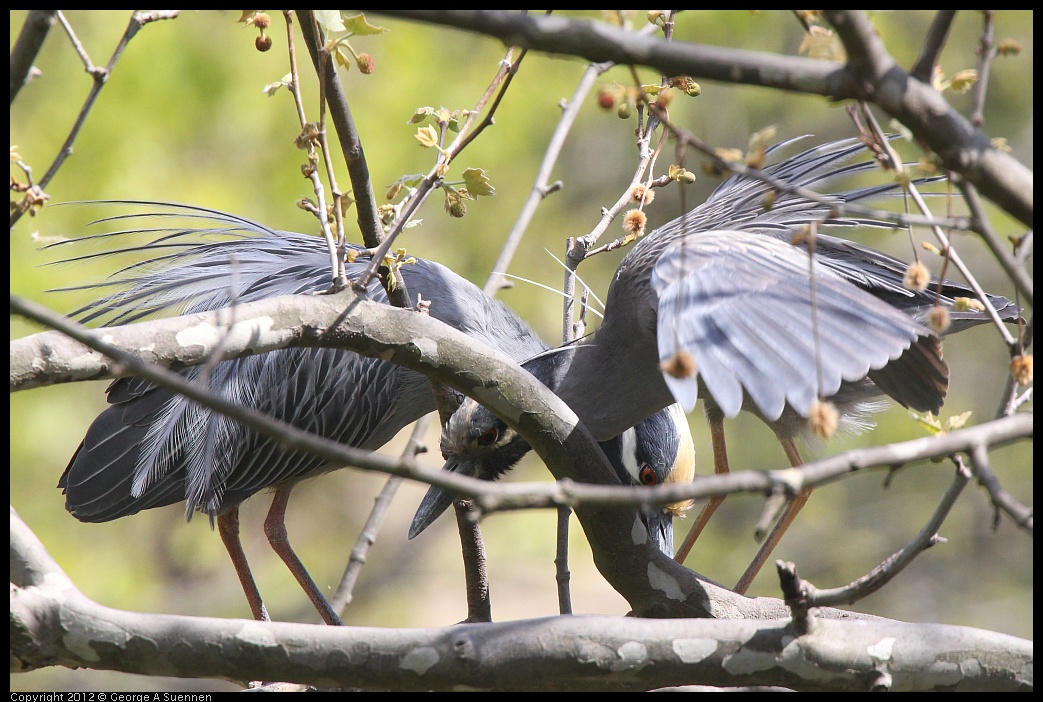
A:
[619,426,639,483]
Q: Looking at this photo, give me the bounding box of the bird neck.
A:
[525,331,674,442]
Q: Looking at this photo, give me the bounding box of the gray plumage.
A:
[51,203,692,566]
[520,137,1015,442]
[52,205,549,523]
[430,137,1019,514]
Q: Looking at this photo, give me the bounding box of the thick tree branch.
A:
[377,10,1031,229]
[823,10,1032,229]
[11,510,1031,691]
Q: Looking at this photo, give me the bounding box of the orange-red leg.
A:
[733,438,811,595]
[675,401,729,564]
[217,507,271,622]
[264,484,343,625]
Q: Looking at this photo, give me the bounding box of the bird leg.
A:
[674,400,729,564]
[263,484,343,626]
[217,508,271,622]
[669,402,812,596]
[733,438,811,595]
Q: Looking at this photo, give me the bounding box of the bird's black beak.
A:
[408,458,474,540]
[645,508,675,558]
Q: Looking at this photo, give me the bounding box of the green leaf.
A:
[911,409,973,436]
[333,42,354,72]
[409,107,435,124]
[462,168,495,197]
[415,125,439,148]
[910,410,943,434]
[949,69,978,93]
[385,174,425,199]
[341,12,387,36]
[944,411,972,432]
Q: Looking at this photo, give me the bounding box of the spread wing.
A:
[652,230,943,421]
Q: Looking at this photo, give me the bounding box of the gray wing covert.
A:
[651,230,938,421]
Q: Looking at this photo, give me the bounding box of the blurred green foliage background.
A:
[11,10,1032,692]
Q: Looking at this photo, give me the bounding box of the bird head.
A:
[408,399,531,540]
[599,403,695,556]
[409,397,696,559]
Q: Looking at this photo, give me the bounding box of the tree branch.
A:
[11,509,1031,691]
[377,10,1031,229]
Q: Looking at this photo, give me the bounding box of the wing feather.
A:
[653,230,932,420]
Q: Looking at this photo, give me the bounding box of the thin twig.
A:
[361,45,528,288]
[860,107,1018,345]
[10,11,179,228]
[650,108,973,233]
[806,456,971,607]
[910,10,957,83]
[956,179,1032,305]
[282,12,344,286]
[330,416,432,616]
[482,60,606,295]
[970,11,997,128]
[967,441,1034,534]
[292,11,411,306]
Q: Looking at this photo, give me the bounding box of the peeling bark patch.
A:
[100,333,154,354]
[60,606,128,663]
[647,561,684,600]
[630,514,648,546]
[175,317,275,351]
[472,386,523,424]
[59,617,122,663]
[44,571,75,595]
[412,337,439,364]
[959,657,982,679]
[926,659,962,685]
[235,622,278,648]
[401,646,440,675]
[723,644,780,674]
[673,637,717,663]
[577,639,615,667]
[611,640,649,672]
[867,637,895,663]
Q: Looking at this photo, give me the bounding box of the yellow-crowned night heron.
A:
[410,399,695,552]
[413,137,1020,593]
[51,205,694,624]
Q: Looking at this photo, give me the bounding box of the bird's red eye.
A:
[639,465,658,486]
[477,426,499,447]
